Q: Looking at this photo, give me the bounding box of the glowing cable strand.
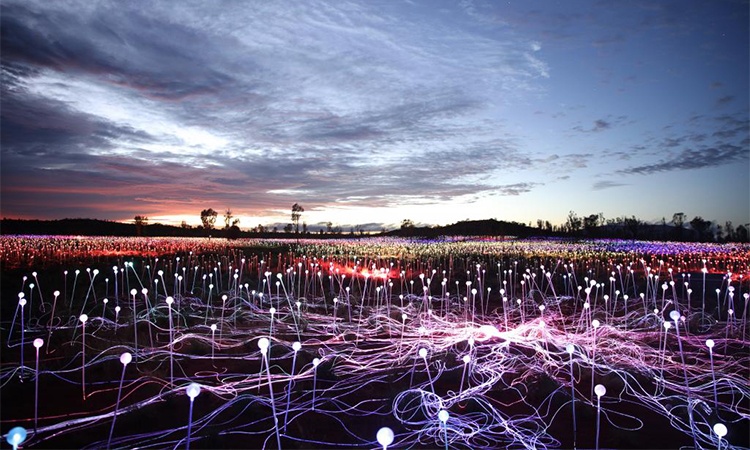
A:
[4,248,748,448]
[393,388,558,449]
[394,344,552,446]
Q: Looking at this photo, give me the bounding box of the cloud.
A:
[1,0,746,225]
[591,34,625,48]
[715,95,734,107]
[622,144,748,175]
[572,116,627,133]
[493,182,540,196]
[592,180,627,190]
[0,0,554,220]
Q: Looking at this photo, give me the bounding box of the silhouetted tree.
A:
[672,212,686,240]
[624,216,640,239]
[180,220,190,229]
[566,211,582,233]
[736,224,749,242]
[724,221,734,241]
[401,219,415,229]
[326,221,334,233]
[200,209,218,230]
[223,209,234,229]
[226,224,241,240]
[583,213,603,235]
[291,203,304,233]
[302,222,308,234]
[283,223,293,233]
[690,216,711,241]
[134,215,148,236]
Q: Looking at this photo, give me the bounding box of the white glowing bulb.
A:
[186,383,201,399]
[376,427,394,448]
[258,337,270,352]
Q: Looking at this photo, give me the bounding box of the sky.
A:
[1,0,748,230]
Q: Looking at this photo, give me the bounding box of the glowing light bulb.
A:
[258,337,270,353]
[6,427,27,448]
[186,383,201,400]
[376,427,394,448]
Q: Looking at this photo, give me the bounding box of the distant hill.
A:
[0,218,282,238]
[1,217,745,242]
[1,218,203,237]
[386,219,539,238]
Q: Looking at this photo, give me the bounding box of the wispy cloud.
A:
[0,0,552,221]
[622,144,747,175]
[592,180,627,190]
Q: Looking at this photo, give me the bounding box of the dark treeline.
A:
[391,212,749,242]
[2,210,747,243]
[523,211,749,243]
[0,218,346,239]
